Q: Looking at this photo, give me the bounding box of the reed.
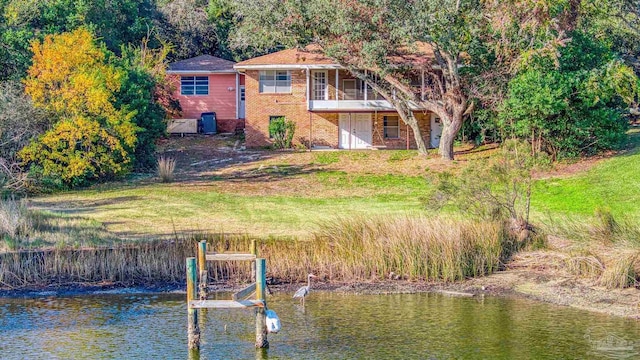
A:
[0,240,194,289]
[0,216,518,289]
[533,212,640,289]
[0,197,32,250]
[157,156,176,183]
[599,251,639,289]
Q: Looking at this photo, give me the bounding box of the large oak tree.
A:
[231,0,484,158]
[230,0,612,159]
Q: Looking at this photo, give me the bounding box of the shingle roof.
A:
[168,55,236,73]
[234,43,436,69]
[235,46,336,67]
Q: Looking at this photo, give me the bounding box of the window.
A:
[181,76,209,95]
[259,71,291,93]
[384,116,400,139]
[240,87,245,101]
[343,79,358,100]
[269,115,285,138]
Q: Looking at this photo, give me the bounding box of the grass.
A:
[4,133,640,290]
[523,208,640,289]
[16,131,640,247]
[27,182,425,242]
[311,216,516,282]
[157,155,176,183]
[0,198,31,250]
[531,129,640,219]
[0,216,517,289]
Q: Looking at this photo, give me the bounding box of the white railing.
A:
[308,99,422,111]
[308,100,395,111]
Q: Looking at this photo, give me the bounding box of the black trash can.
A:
[200,112,217,134]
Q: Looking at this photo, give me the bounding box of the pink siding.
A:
[170,73,245,132]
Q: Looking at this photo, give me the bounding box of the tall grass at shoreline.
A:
[520,210,640,289]
[4,212,636,291]
[0,198,32,250]
[0,216,517,289]
[310,216,515,282]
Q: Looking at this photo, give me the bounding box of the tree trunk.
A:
[438,112,464,160]
[439,125,455,160]
[398,110,428,155]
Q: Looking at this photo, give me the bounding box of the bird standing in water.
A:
[293,274,316,306]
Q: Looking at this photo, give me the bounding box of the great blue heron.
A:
[293,274,316,305]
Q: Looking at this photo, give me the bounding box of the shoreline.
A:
[2,270,638,320]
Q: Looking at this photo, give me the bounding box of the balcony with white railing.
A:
[306,69,423,111]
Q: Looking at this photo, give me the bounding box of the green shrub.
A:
[499,32,636,159]
[428,140,547,224]
[268,116,296,149]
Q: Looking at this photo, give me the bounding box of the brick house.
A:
[167,55,245,133]
[234,48,442,149]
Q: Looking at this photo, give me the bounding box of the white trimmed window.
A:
[181,76,209,95]
[259,70,291,93]
[384,116,400,139]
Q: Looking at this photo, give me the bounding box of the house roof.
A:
[234,43,436,70]
[235,47,337,69]
[168,55,237,73]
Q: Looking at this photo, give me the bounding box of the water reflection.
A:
[0,292,638,359]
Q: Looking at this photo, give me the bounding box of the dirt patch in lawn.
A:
[156,135,502,181]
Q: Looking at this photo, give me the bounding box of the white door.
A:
[339,113,372,149]
[312,71,328,100]
[339,115,351,149]
[430,114,442,148]
[238,85,245,119]
[353,113,372,148]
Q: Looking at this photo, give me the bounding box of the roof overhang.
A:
[167,70,239,74]
[234,64,343,71]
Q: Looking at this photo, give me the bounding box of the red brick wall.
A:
[243,69,430,148]
[371,112,431,149]
[245,69,337,147]
[169,73,244,133]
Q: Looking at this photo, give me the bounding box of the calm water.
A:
[0,291,638,359]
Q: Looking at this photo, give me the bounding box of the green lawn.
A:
[25,133,640,245]
[29,172,428,240]
[532,132,640,220]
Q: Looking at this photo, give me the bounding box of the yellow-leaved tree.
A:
[20,28,138,187]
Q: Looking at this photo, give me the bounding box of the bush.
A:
[20,117,132,188]
[117,41,173,171]
[20,28,141,187]
[428,140,548,231]
[268,117,296,149]
[157,156,176,183]
[0,82,47,194]
[498,32,637,159]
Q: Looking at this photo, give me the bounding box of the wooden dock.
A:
[186,240,269,353]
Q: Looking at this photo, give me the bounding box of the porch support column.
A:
[364,69,368,103]
[306,67,310,110]
[335,69,339,103]
[349,113,352,150]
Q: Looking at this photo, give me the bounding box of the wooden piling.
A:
[197,240,208,300]
[255,258,268,348]
[250,239,257,280]
[187,257,200,351]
